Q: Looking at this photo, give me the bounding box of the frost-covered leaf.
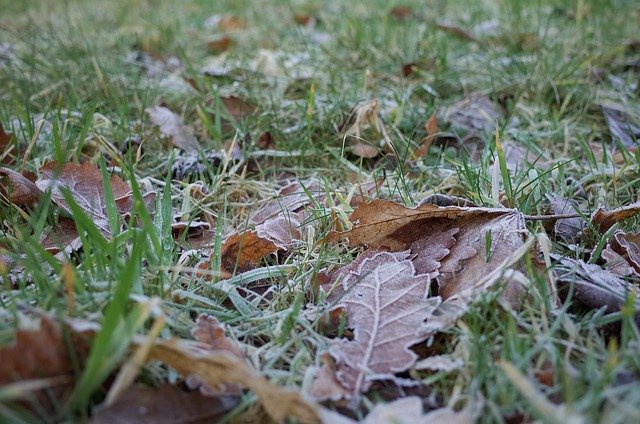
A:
[591,201,640,233]
[554,256,640,322]
[36,162,133,234]
[548,194,584,242]
[249,179,323,225]
[326,251,439,396]
[444,94,499,135]
[0,122,13,164]
[601,231,640,276]
[146,105,199,153]
[319,397,474,424]
[331,199,527,302]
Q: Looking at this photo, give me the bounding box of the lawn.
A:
[1,0,640,422]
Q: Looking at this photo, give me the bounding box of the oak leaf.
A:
[325,251,440,396]
[331,199,527,301]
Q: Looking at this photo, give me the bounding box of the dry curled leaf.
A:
[146,339,319,424]
[591,201,640,233]
[146,105,199,153]
[331,199,527,302]
[415,113,438,158]
[325,251,440,397]
[91,384,239,424]
[36,162,133,234]
[0,167,43,205]
[602,231,640,276]
[219,230,279,274]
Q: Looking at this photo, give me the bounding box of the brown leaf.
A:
[146,339,319,424]
[192,314,245,359]
[308,353,351,402]
[389,6,413,20]
[444,94,499,136]
[293,14,316,27]
[256,131,275,149]
[331,199,527,301]
[415,113,438,158]
[207,36,233,52]
[0,122,13,164]
[349,143,380,159]
[548,194,584,242]
[602,231,640,276]
[0,167,43,205]
[255,213,302,250]
[436,23,478,41]
[601,105,640,151]
[554,256,640,321]
[326,251,440,396]
[146,105,199,153]
[186,316,245,397]
[220,95,257,121]
[39,217,81,254]
[218,230,279,274]
[91,384,239,424]
[36,162,133,234]
[591,201,640,233]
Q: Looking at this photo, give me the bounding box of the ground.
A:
[1,0,640,423]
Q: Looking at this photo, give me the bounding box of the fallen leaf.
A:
[553,256,640,323]
[591,201,640,233]
[0,167,43,205]
[218,230,279,274]
[207,35,233,52]
[220,95,257,121]
[293,14,316,27]
[349,142,380,159]
[146,339,319,424]
[415,113,438,158]
[548,194,585,242]
[414,355,464,372]
[436,23,478,42]
[255,213,302,250]
[256,131,275,149]
[91,384,239,424]
[601,105,640,151]
[601,231,640,276]
[39,217,81,254]
[330,199,527,301]
[308,353,351,401]
[146,105,199,153]
[444,94,499,136]
[36,162,133,234]
[205,14,246,32]
[0,121,13,164]
[326,251,440,397]
[389,6,413,20]
[249,179,323,225]
[319,397,474,424]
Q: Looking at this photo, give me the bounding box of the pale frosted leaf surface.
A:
[146,105,198,153]
[327,252,438,395]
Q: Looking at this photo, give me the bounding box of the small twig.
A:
[523,213,582,221]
